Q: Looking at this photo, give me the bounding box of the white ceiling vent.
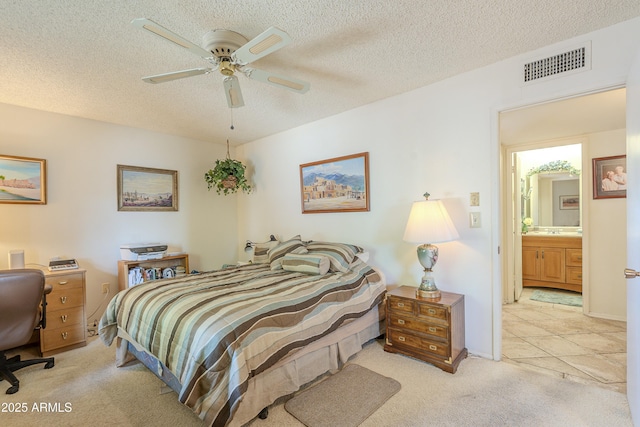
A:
[523,42,591,85]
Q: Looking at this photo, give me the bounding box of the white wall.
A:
[237,17,640,358]
[0,104,239,325]
[586,128,627,318]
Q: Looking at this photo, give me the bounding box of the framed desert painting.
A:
[300,152,369,214]
[592,155,626,199]
[117,165,178,211]
[0,154,47,204]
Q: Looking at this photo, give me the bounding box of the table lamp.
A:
[403,192,459,299]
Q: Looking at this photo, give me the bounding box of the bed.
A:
[99,238,386,427]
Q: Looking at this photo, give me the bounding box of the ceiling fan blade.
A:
[232,27,292,65]
[223,76,245,108]
[131,18,212,58]
[244,68,310,93]
[142,68,212,84]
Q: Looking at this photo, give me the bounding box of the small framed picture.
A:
[592,155,626,199]
[0,154,47,204]
[559,195,579,210]
[117,165,178,211]
[300,152,369,214]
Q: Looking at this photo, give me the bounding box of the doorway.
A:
[498,88,628,388]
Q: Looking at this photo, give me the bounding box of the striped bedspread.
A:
[99,259,385,426]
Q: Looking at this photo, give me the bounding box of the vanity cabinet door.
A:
[539,247,565,283]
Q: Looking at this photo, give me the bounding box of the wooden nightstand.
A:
[384,286,467,373]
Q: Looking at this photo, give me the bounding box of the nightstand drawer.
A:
[417,303,448,321]
[48,287,84,310]
[388,329,449,359]
[45,273,84,290]
[388,314,448,340]
[388,296,415,314]
[47,306,84,330]
[41,324,85,351]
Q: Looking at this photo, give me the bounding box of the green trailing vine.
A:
[526,160,580,177]
[204,140,252,195]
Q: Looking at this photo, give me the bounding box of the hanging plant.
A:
[204,140,252,195]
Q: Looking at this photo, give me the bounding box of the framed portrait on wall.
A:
[117,165,178,211]
[300,152,370,214]
[592,155,626,199]
[0,154,47,204]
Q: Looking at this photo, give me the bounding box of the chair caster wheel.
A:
[6,385,19,395]
[258,407,269,419]
[45,361,54,369]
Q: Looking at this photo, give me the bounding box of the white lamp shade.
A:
[403,199,459,244]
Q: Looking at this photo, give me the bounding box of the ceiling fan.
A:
[131,18,310,108]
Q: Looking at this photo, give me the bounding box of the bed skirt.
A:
[114,306,384,426]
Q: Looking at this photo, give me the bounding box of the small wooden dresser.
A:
[384,286,467,373]
[41,269,87,356]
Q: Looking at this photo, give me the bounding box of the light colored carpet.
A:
[284,363,400,427]
[0,337,632,426]
[530,289,583,307]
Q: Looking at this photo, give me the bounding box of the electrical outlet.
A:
[101,283,109,294]
[470,192,480,206]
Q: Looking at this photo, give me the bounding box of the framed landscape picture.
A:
[117,165,178,211]
[0,154,47,204]
[300,152,369,214]
[559,195,579,210]
[592,155,626,199]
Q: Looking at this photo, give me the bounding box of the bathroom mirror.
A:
[524,172,580,227]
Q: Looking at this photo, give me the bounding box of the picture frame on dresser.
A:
[0,154,47,204]
[117,164,178,211]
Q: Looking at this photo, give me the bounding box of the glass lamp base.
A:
[416,288,441,299]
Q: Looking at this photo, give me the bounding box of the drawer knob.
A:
[58,280,69,285]
[61,315,68,323]
[429,344,437,351]
[61,332,68,340]
[397,319,405,325]
[427,309,436,315]
[60,296,67,304]
[398,336,406,342]
[428,327,436,332]
[397,303,405,308]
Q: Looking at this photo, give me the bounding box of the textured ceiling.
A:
[1,1,639,145]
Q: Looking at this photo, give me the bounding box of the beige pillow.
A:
[268,236,308,270]
[282,253,330,275]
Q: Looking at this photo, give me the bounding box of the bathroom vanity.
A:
[522,234,582,293]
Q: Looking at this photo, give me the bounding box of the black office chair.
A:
[0,269,55,394]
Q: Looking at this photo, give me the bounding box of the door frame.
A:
[492,84,623,361]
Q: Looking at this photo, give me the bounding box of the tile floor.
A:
[502,287,627,393]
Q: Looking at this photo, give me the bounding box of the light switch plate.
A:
[469,212,481,228]
[470,192,480,206]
